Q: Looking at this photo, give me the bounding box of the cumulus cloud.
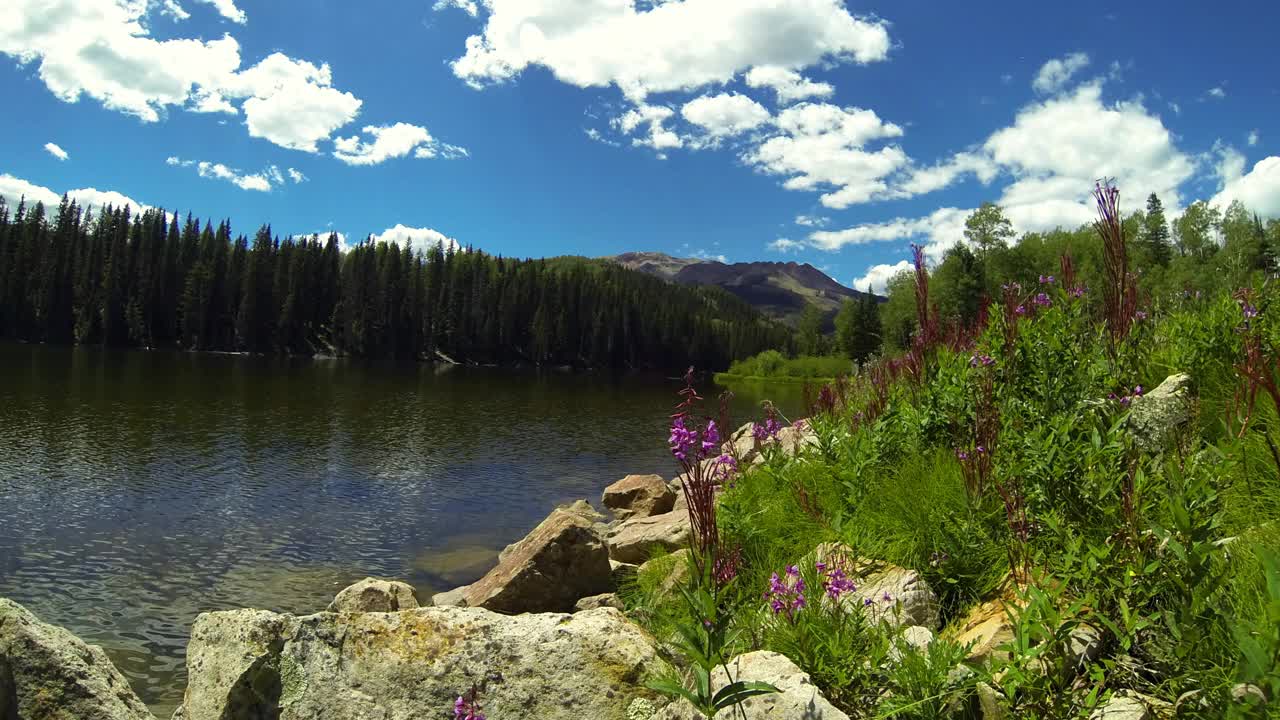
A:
[287,168,307,183]
[808,207,970,255]
[1210,151,1280,217]
[794,214,828,227]
[851,259,912,294]
[371,224,461,254]
[44,142,69,160]
[891,152,998,197]
[1248,130,1260,147]
[0,172,145,213]
[433,0,478,16]
[613,103,682,152]
[1032,52,1089,94]
[0,1,429,154]
[1207,86,1226,99]
[680,93,771,139]
[450,0,890,100]
[333,122,468,165]
[744,102,907,209]
[744,66,833,104]
[769,238,805,252]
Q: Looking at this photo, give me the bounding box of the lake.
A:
[0,343,806,715]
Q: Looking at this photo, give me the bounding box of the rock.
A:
[724,422,762,464]
[463,508,614,613]
[1089,690,1173,720]
[1067,622,1104,673]
[976,681,1009,720]
[951,599,1017,667]
[606,512,692,564]
[637,550,691,601]
[627,697,657,720]
[1231,683,1267,705]
[0,597,154,720]
[1127,373,1193,452]
[176,605,670,720]
[602,475,676,521]
[776,421,819,456]
[327,577,419,613]
[576,593,625,612]
[610,559,640,587]
[654,651,848,720]
[430,585,469,607]
[808,544,940,630]
[561,498,607,522]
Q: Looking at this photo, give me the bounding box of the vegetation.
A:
[0,196,790,370]
[716,350,853,383]
[625,182,1280,719]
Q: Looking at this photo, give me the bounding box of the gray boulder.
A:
[606,512,692,564]
[327,577,419,613]
[1127,373,1193,452]
[602,475,676,521]
[430,585,469,607]
[575,593,625,612]
[654,650,847,719]
[464,507,613,613]
[808,543,940,630]
[0,597,154,720]
[175,606,670,720]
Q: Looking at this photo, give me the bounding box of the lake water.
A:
[0,343,805,715]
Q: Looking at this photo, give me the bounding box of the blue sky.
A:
[2,0,1278,291]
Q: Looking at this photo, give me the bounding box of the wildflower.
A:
[700,420,720,454]
[863,597,874,607]
[1069,286,1087,299]
[765,566,807,620]
[815,561,827,573]
[882,591,893,603]
[786,565,799,578]
[455,691,485,720]
[1039,274,1055,285]
[1015,305,1027,316]
[822,566,855,601]
[1134,310,1148,321]
[668,417,697,462]
[1134,385,1143,396]
[969,353,995,368]
[956,449,969,461]
[1242,304,1260,320]
[1033,292,1051,308]
[975,445,986,455]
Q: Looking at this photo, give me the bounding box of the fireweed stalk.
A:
[1094,178,1139,354]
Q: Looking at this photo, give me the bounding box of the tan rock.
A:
[327,577,419,613]
[602,475,675,521]
[575,593,625,612]
[463,508,613,613]
[430,585,469,607]
[654,651,848,720]
[808,543,941,630]
[606,511,692,564]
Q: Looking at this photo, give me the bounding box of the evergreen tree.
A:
[1140,193,1172,267]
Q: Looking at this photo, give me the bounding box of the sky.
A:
[1,0,1278,292]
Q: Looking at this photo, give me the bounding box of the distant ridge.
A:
[610,252,881,326]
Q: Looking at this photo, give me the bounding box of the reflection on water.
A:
[0,344,805,714]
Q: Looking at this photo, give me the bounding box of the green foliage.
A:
[719,350,853,382]
[963,202,1016,260]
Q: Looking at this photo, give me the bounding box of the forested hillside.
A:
[0,196,790,370]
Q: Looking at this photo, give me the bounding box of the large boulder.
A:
[950,597,1103,675]
[606,512,692,564]
[602,475,676,521]
[0,597,154,720]
[808,544,940,630]
[1127,373,1193,452]
[654,651,848,720]
[327,577,419,613]
[464,508,613,613]
[175,606,670,720]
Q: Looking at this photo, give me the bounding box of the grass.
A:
[715,350,853,384]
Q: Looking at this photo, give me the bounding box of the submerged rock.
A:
[0,597,154,720]
[327,577,419,613]
[602,474,676,521]
[606,512,692,564]
[176,606,670,720]
[654,650,848,720]
[464,507,613,613]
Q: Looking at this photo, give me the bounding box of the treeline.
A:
[878,195,1280,352]
[0,196,790,370]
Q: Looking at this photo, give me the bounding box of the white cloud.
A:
[44,142,69,160]
[794,214,828,227]
[680,92,770,139]
[808,207,969,255]
[0,2,370,152]
[433,0,478,16]
[769,238,805,253]
[159,0,190,21]
[333,122,467,165]
[0,172,145,213]
[371,224,461,254]
[744,102,906,209]
[851,259,912,294]
[1248,129,1260,147]
[613,103,682,151]
[1210,152,1280,217]
[1032,52,1089,94]
[450,0,890,101]
[892,151,998,197]
[196,161,271,191]
[194,0,246,24]
[287,167,307,183]
[1207,86,1226,99]
[744,66,833,104]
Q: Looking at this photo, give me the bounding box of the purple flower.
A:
[882,591,893,603]
[969,353,995,368]
[1033,292,1051,308]
[863,597,874,607]
[1242,304,1260,320]
[1134,385,1143,396]
[1015,305,1027,316]
[1039,274,1055,285]
[815,561,827,573]
[956,449,970,461]
[975,445,986,455]
[1070,286,1087,299]
[786,565,799,577]
[1134,310,1148,321]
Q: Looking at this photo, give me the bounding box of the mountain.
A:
[611,252,881,326]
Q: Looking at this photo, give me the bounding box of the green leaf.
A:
[712,681,781,709]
